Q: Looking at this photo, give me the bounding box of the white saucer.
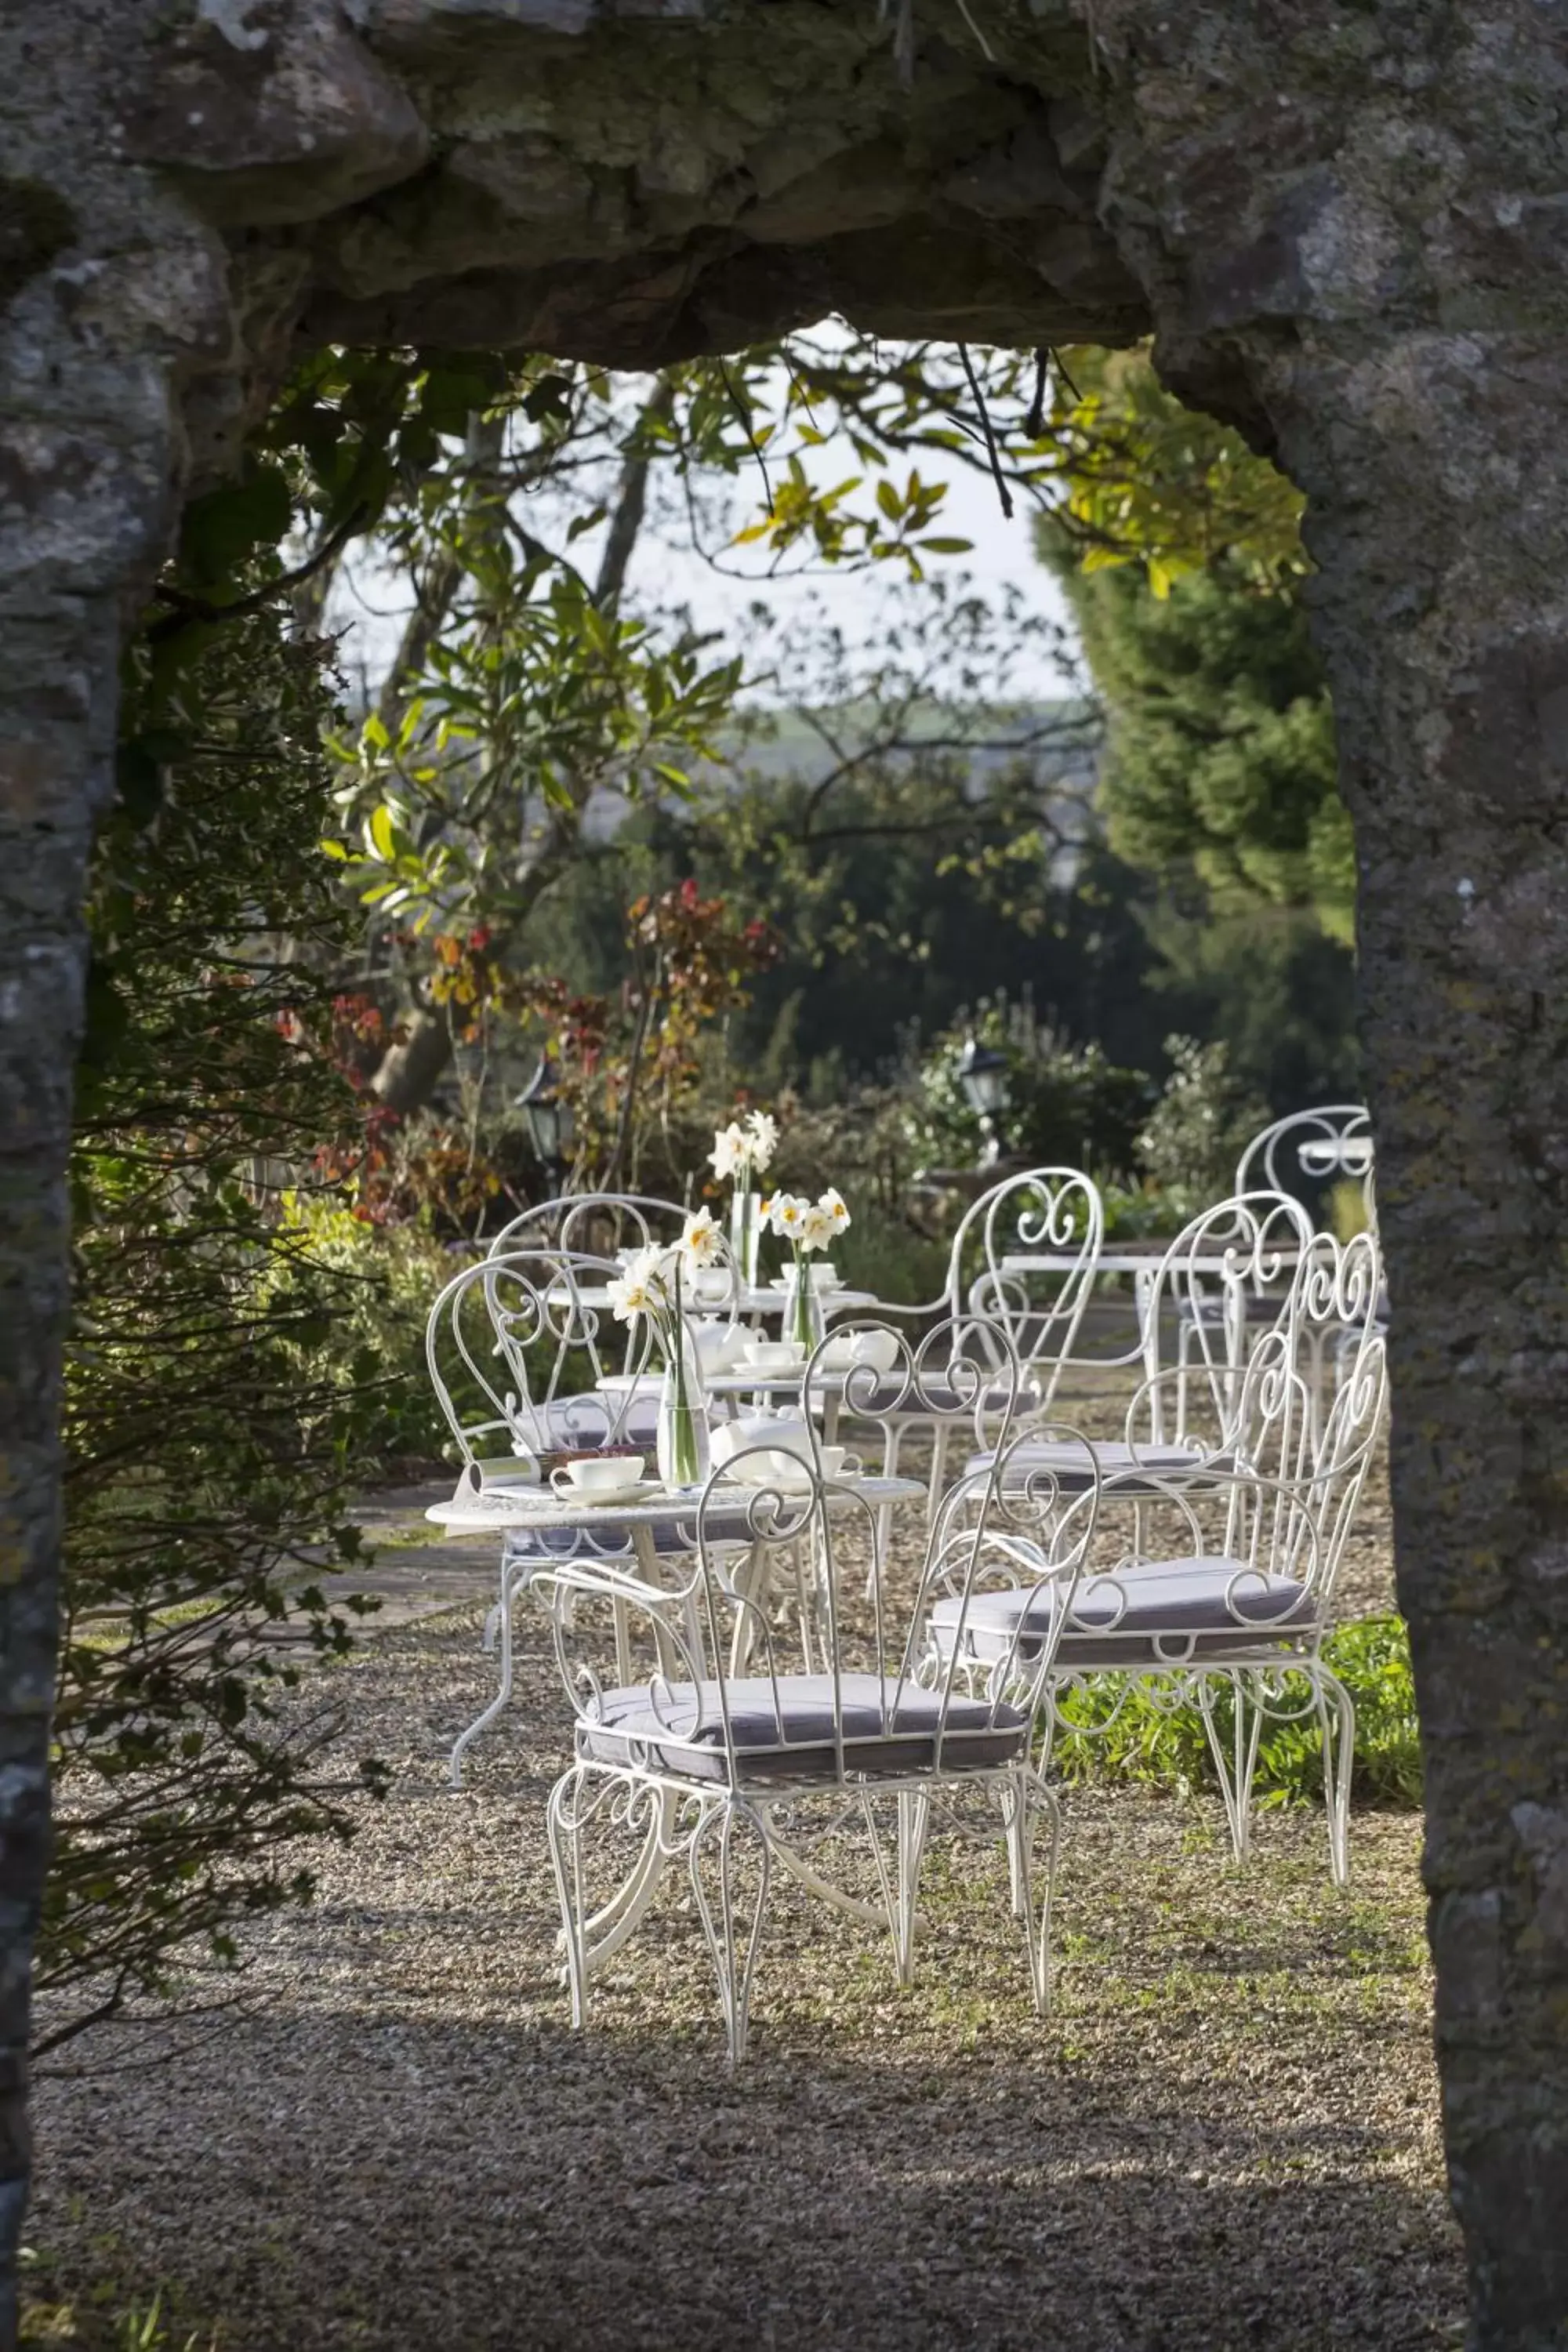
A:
[550,1477,666,1510]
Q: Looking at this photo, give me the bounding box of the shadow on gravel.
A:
[33,2003,1464,2352]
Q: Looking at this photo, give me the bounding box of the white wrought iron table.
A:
[429,1468,924,1784]
[996,1240,1301,1394]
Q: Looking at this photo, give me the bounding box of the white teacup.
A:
[740,1340,805,1374]
[551,1453,644,1497]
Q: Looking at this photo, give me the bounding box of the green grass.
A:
[21,2249,221,2351]
[1051,1614,1422,1810]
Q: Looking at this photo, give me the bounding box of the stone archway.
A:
[5,3,1566,2341]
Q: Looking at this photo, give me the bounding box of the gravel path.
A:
[30,1446,1463,2351]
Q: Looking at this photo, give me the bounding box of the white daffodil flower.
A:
[818,1185,851,1232]
[708,1120,748,1181]
[768,1191,808,1238]
[607,1243,665,1323]
[680,1206,722,1267]
[746,1108,779,1169]
[799,1203,836,1253]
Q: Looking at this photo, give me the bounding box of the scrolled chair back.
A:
[1235,1104,1375,1233]
[531,1319,1101,1792]
[424,1245,648,1471]
[943,1167,1105,1392]
[486,1190,745,1320]
[800,1307,1035,1461]
[1283,1226,1388,1590]
[1127,1188,1316,1452]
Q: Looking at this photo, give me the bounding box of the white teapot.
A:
[710,1407,813,1481]
[689,1317,746,1375]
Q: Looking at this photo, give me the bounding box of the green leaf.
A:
[179,460,294,589]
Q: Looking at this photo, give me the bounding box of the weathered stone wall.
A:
[6,2,1568,2343]
[1089,15,1568,2336]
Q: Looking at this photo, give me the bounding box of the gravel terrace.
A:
[29,1435,1463,2352]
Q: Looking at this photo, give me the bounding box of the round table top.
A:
[426,1470,924,1533]
[596,1366,851,1399]
[997,1243,1302,1276]
[539,1280,880,1317]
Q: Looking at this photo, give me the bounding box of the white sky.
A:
[328,361,1083,712]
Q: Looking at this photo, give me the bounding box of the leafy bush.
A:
[49,608,393,2054]
[1134,1032,1269,1207]
[1052,1614,1422,1810]
[905,994,1152,1178]
[268,1198,456,1465]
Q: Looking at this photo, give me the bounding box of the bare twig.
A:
[719,360,774,517]
[150,503,372,644]
[1025,348,1051,440]
[956,343,1014,521]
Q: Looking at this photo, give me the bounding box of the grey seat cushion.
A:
[577,1671,1028,1784]
[966,1438,1229,1494]
[930,1557,1319,1670]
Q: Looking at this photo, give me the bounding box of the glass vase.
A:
[729,1186,762,1290]
[655,1348,711,1492]
[783,1259,825,1354]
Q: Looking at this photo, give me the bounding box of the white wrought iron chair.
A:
[1236,1107,1383,1436]
[929,1229,1388,1886]
[1236,1104,1374,1231]
[960,1190,1316,1499]
[535,1331,1102,2063]
[850,1167,1105,1513]
[426,1247,753,1783]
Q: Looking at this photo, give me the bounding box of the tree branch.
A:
[149,503,372,644]
[595,372,676,609]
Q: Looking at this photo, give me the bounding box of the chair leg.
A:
[689,1799,771,2067]
[1198,1671,1263,1866]
[925,1421,951,1516]
[1314,1664,1357,1887]
[862,1789,931,1988]
[1007,1763,1063,2015]
[1000,1767,1030,1918]
[546,1763,593,2030]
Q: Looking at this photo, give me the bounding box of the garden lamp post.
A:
[517,1055,572,1191]
[956,1036,1011,1169]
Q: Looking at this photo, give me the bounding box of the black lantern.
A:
[516,1054,572,1184]
[956,1034,1011,1167]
